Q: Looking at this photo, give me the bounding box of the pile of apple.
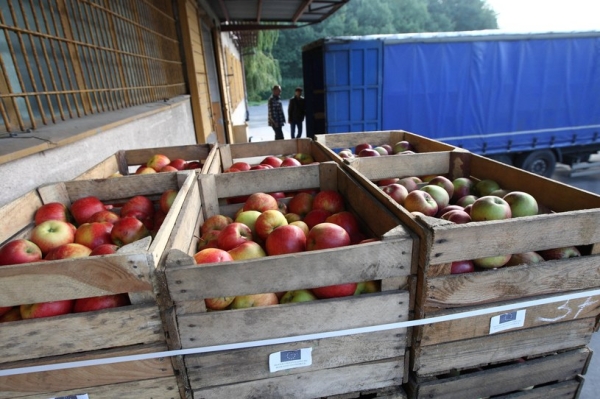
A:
[127,154,202,176]
[223,153,317,173]
[377,175,581,272]
[193,191,380,311]
[337,140,416,159]
[0,189,178,322]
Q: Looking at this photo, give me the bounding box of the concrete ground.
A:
[246,102,599,397]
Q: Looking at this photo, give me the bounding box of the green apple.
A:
[503,191,538,218]
[235,210,262,236]
[474,179,501,196]
[280,289,317,303]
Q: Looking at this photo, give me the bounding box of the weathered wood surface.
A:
[325,386,406,399]
[423,256,600,311]
[75,153,123,180]
[0,190,41,243]
[0,304,164,363]
[123,144,214,166]
[177,291,409,348]
[409,347,589,399]
[185,329,406,389]
[314,131,456,152]
[346,152,451,181]
[0,343,174,397]
[192,357,404,399]
[412,318,594,376]
[417,293,600,346]
[493,378,582,399]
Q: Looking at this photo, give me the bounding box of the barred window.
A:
[0,0,186,133]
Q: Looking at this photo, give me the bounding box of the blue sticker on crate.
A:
[499,311,517,323]
[280,349,301,362]
[490,309,526,334]
[269,348,312,372]
[50,395,88,399]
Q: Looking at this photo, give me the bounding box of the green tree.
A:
[244,31,281,102]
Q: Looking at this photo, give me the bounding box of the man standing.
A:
[288,87,306,138]
[268,85,285,140]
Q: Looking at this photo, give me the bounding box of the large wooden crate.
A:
[314,130,458,165]
[162,162,416,399]
[76,144,220,179]
[338,151,600,376]
[0,172,197,398]
[406,346,591,399]
[216,138,335,171]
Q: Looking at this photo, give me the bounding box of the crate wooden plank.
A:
[0,190,41,244]
[74,153,124,180]
[412,318,595,376]
[0,343,174,398]
[185,329,406,389]
[409,347,589,399]
[192,357,404,399]
[123,144,213,166]
[494,379,582,399]
[0,304,164,363]
[345,152,451,181]
[326,386,406,399]
[177,291,409,348]
[423,256,600,311]
[417,292,600,346]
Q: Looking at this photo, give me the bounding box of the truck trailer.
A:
[302,30,600,177]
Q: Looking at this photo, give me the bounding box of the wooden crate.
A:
[0,171,197,398]
[162,162,416,399]
[313,130,458,165]
[324,385,407,399]
[76,144,220,179]
[337,151,600,375]
[217,138,335,171]
[406,347,591,399]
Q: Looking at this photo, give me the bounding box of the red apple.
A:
[197,229,221,251]
[265,225,307,255]
[147,154,171,172]
[354,143,372,154]
[73,293,130,313]
[201,215,233,236]
[474,179,501,197]
[110,217,150,247]
[403,190,438,216]
[0,307,22,322]
[470,196,512,221]
[538,246,581,260]
[217,222,253,251]
[392,141,414,154]
[0,239,42,265]
[75,222,113,249]
[70,196,106,225]
[503,191,539,218]
[312,283,357,299]
[45,243,92,260]
[255,210,288,241]
[377,178,399,186]
[428,176,454,199]
[381,184,409,205]
[436,204,464,218]
[185,161,202,170]
[358,148,381,157]
[230,293,279,309]
[441,209,472,224]
[463,204,473,215]
[421,185,450,210]
[159,189,178,214]
[381,144,394,155]
[306,222,350,251]
[20,299,74,319]
[35,202,71,225]
[280,289,317,303]
[312,190,345,214]
[0,306,13,317]
[121,195,154,221]
[288,192,314,217]
[168,158,187,171]
[506,251,545,266]
[30,220,75,254]
[230,161,251,171]
[260,156,283,168]
[303,209,332,230]
[88,210,120,224]
[325,211,360,238]
[280,157,302,167]
[90,243,119,256]
[194,247,233,264]
[451,260,476,274]
[160,165,179,173]
[136,166,157,175]
[397,177,420,193]
[153,209,167,235]
[452,177,475,203]
[243,193,279,213]
[228,241,266,260]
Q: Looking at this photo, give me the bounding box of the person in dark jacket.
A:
[268,85,285,140]
[288,87,306,138]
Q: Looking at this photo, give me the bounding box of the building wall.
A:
[0,97,195,207]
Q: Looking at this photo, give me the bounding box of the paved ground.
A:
[246,103,599,397]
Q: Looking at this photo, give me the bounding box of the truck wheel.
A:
[515,150,556,177]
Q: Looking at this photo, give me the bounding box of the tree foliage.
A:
[247,0,498,100]
[244,31,281,102]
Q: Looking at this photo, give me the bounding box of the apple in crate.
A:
[377,178,399,186]
[358,148,381,157]
[474,179,501,197]
[456,195,478,207]
[503,191,538,217]
[354,280,381,295]
[393,141,414,154]
[0,307,21,322]
[90,244,119,256]
[312,190,345,214]
[201,215,233,236]
[421,185,450,209]
[403,190,438,216]
[307,223,350,251]
[281,157,302,167]
[198,230,221,251]
[71,196,107,225]
[538,246,581,260]
[436,205,464,218]
[326,211,360,238]
[30,220,76,254]
[20,300,75,319]
[147,154,171,172]
[397,177,419,193]
[88,210,120,224]
[450,260,476,274]
[288,192,314,217]
[217,222,253,251]
[470,196,512,221]
[185,161,202,170]
[168,158,187,171]
[261,156,283,168]
[160,165,179,173]
[0,239,42,265]
[382,184,409,205]
[373,146,389,156]
[34,202,72,225]
[46,243,92,260]
[428,176,454,198]
[136,166,156,175]
[75,222,113,250]
[255,210,288,241]
[441,210,472,224]
[280,290,317,303]
[303,209,332,230]
[160,189,178,214]
[121,195,154,220]
[354,143,372,154]
[506,251,545,266]
[74,293,131,313]
[312,283,358,299]
[290,221,309,237]
[473,254,512,269]
[293,153,315,165]
[111,217,150,247]
[228,241,267,260]
[243,193,279,213]
[265,225,306,255]
[193,248,235,310]
[235,210,261,236]
[230,293,279,309]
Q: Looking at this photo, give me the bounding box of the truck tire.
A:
[515,150,556,177]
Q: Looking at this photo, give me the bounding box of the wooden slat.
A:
[74,154,121,180]
[0,304,164,363]
[0,190,42,244]
[185,330,406,389]
[123,144,213,165]
[494,379,581,399]
[346,152,452,181]
[177,291,409,348]
[423,256,600,311]
[412,318,595,376]
[192,358,404,399]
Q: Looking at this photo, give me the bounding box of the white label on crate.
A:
[489,310,526,334]
[48,395,89,399]
[269,348,312,373]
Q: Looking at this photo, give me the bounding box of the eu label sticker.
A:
[489,310,526,334]
[50,395,89,399]
[269,348,312,373]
